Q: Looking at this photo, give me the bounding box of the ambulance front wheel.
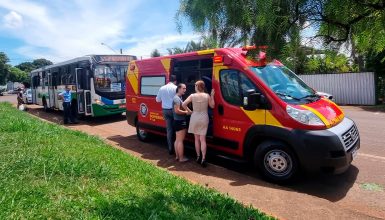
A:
[136,124,151,142]
[254,141,299,183]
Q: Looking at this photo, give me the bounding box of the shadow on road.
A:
[26,106,358,203]
[107,134,358,203]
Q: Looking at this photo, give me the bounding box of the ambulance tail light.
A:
[286,105,324,126]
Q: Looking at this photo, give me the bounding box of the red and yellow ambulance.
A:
[125,47,360,182]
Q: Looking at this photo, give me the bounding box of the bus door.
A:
[48,72,55,108]
[75,68,85,114]
[31,75,38,104]
[213,69,266,153]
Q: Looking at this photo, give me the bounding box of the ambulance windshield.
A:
[251,64,320,104]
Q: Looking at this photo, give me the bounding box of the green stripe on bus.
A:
[91,104,125,117]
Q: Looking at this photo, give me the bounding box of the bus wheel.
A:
[136,124,151,142]
[254,141,298,183]
[42,98,49,112]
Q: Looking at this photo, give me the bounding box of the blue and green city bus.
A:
[30,55,136,117]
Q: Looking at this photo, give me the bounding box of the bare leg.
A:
[194,134,200,157]
[174,138,179,160]
[175,129,186,162]
[200,135,207,160]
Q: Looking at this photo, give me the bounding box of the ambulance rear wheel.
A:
[136,124,151,142]
[254,141,298,183]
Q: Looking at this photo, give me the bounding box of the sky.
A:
[0,0,199,65]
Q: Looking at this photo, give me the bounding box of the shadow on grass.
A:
[26,106,358,203]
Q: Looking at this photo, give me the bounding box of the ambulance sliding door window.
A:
[141,76,165,96]
[220,70,259,106]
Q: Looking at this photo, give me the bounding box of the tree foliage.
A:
[16,58,53,73]
[0,52,10,85]
[151,49,161,57]
[176,0,385,67]
[0,52,52,85]
[167,40,209,55]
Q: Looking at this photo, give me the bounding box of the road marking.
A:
[358,153,385,161]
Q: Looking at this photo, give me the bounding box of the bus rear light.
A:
[213,55,223,63]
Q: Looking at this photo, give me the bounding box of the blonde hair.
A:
[195,80,205,92]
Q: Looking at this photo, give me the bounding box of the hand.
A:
[210,89,215,97]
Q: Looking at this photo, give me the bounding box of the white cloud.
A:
[3,11,23,29]
[125,34,201,58]
[0,0,198,63]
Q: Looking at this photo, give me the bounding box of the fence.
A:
[299,72,376,105]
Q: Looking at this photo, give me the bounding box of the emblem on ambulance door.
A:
[140,103,148,117]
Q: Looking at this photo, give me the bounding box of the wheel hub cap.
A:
[264,150,292,176]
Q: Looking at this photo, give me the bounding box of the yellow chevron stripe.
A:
[301,105,331,128]
[161,58,171,76]
[241,108,265,125]
[127,61,139,95]
[266,111,283,127]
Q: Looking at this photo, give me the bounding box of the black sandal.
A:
[196,155,201,164]
[201,159,207,168]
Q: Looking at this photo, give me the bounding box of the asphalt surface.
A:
[1,93,385,219]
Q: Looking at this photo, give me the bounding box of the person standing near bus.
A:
[16,88,24,110]
[182,80,215,167]
[173,83,191,162]
[156,75,177,155]
[58,85,74,124]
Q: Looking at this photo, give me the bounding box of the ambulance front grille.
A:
[341,124,359,151]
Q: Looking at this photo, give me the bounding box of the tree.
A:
[15,62,35,73]
[176,0,385,70]
[32,58,53,68]
[7,67,28,83]
[151,49,161,57]
[0,52,10,85]
[176,0,307,57]
[167,40,208,55]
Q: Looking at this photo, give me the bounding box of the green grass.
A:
[0,102,272,220]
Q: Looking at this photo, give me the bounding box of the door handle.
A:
[218,104,224,115]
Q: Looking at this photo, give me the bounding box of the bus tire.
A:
[254,140,298,183]
[136,123,151,142]
[42,98,49,112]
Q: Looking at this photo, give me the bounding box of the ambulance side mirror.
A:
[243,89,265,110]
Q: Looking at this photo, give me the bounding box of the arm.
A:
[182,95,193,112]
[155,89,161,102]
[208,90,215,108]
[174,102,189,115]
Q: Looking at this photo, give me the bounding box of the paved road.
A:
[1,95,385,219]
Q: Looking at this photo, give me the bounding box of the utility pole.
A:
[101,42,118,54]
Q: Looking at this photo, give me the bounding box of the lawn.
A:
[0,102,273,220]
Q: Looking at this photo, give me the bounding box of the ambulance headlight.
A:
[286,105,324,126]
